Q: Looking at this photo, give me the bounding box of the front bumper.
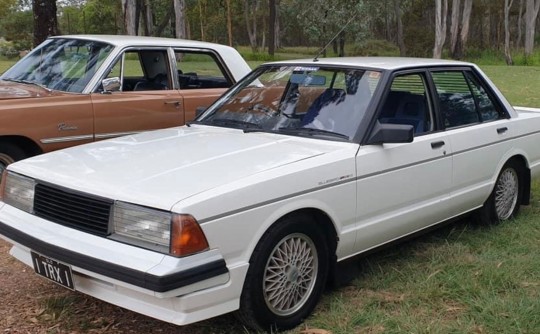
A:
[0,203,247,325]
[0,222,227,293]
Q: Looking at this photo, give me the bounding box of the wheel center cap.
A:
[287,266,299,282]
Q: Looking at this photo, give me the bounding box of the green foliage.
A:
[1,9,32,51]
[76,0,121,34]
[287,0,369,46]
[402,0,434,58]
[0,39,16,59]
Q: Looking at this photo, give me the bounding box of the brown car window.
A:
[106,50,171,92]
[174,51,232,90]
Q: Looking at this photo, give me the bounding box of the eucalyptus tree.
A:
[524,0,540,56]
[449,0,472,59]
[289,0,369,57]
[433,0,447,59]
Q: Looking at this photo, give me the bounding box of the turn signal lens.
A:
[170,214,209,257]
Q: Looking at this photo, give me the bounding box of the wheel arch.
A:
[0,135,43,158]
[505,154,531,205]
[278,208,339,254]
[260,207,340,285]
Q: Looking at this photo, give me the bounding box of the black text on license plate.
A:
[31,251,74,290]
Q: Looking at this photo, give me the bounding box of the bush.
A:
[0,39,18,59]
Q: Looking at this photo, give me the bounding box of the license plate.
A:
[31,251,75,290]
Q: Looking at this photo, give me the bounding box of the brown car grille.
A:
[34,183,113,236]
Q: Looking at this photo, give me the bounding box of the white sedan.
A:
[2,57,540,332]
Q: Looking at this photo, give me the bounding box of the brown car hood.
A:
[0,80,57,99]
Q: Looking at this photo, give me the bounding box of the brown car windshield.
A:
[1,38,113,93]
[198,65,382,141]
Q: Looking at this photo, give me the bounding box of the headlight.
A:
[112,202,209,257]
[1,172,36,213]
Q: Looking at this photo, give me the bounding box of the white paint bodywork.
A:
[2,58,540,326]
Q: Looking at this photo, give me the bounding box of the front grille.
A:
[34,183,113,236]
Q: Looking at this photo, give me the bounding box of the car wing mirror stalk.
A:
[101,77,121,94]
[366,121,414,145]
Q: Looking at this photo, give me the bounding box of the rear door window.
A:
[174,51,232,89]
[431,70,504,128]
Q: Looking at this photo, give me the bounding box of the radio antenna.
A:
[313,15,357,62]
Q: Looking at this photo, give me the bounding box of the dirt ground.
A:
[0,239,246,334]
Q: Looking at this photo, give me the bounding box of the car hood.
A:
[11,126,348,211]
[0,80,54,99]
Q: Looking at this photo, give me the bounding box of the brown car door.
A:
[91,89,184,140]
[91,49,185,140]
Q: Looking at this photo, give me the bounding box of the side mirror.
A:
[102,77,121,93]
[367,121,414,145]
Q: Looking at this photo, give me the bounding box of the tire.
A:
[0,143,26,177]
[237,214,330,332]
[477,160,523,225]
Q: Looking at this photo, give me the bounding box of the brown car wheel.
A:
[0,143,26,177]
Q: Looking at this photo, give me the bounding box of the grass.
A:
[2,51,540,333]
[479,66,540,107]
[301,196,540,333]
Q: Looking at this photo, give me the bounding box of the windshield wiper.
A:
[2,78,51,92]
[277,127,350,140]
[198,118,262,130]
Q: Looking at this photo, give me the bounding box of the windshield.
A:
[198,65,381,140]
[1,38,114,93]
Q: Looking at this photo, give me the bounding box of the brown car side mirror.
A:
[102,77,121,93]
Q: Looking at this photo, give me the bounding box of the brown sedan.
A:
[0,35,251,176]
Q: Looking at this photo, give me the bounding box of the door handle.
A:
[497,127,508,134]
[431,141,445,149]
[164,100,181,107]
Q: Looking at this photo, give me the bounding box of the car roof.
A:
[266,56,473,71]
[50,34,234,51]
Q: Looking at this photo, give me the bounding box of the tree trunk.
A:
[144,0,153,36]
[449,0,460,55]
[524,0,540,56]
[244,0,258,52]
[33,0,59,47]
[394,0,405,56]
[518,0,524,48]
[198,0,205,41]
[135,0,142,35]
[505,0,515,65]
[459,0,472,54]
[275,0,281,49]
[338,31,345,57]
[226,0,233,46]
[155,8,172,37]
[268,0,276,55]
[433,0,448,59]
[174,0,187,39]
[122,0,137,35]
